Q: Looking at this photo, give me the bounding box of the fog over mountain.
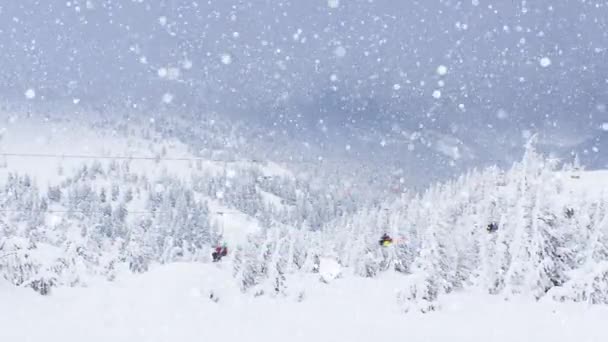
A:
[1,0,607,184]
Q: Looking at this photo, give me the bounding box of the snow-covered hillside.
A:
[0,112,361,289]
[1,113,608,342]
[2,262,608,342]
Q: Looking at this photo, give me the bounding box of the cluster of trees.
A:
[0,161,220,294]
[0,151,361,295]
[2,132,607,313]
[235,144,608,311]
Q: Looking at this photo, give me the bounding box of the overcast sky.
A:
[1,0,606,169]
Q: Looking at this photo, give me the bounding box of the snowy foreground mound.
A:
[2,262,607,342]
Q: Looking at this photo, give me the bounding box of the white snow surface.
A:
[1,262,607,342]
[0,114,292,248]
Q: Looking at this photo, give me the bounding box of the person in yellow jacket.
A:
[379,233,393,247]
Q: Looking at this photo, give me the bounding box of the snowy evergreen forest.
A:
[1,113,607,313]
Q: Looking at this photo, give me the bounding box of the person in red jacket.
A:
[212,242,228,262]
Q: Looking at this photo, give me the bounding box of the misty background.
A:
[0,0,606,187]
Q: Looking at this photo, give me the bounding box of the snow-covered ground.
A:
[2,262,607,342]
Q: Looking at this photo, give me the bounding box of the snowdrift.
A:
[2,262,608,342]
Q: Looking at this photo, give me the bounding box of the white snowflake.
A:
[162,93,174,104]
[432,90,442,99]
[328,0,340,8]
[472,0,480,6]
[24,88,36,99]
[436,65,448,76]
[601,123,608,131]
[220,53,233,65]
[539,57,552,67]
[393,84,401,90]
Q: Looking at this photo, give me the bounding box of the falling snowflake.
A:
[432,90,442,99]
[162,93,174,104]
[539,57,552,67]
[393,84,401,90]
[328,0,340,8]
[24,88,36,99]
[436,65,448,76]
[601,123,608,131]
[220,53,233,65]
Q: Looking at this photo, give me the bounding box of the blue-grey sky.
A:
[1,0,607,172]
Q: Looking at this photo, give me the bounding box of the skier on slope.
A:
[212,242,228,262]
[378,233,393,247]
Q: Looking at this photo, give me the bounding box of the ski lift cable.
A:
[0,208,243,215]
[0,152,329,164]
